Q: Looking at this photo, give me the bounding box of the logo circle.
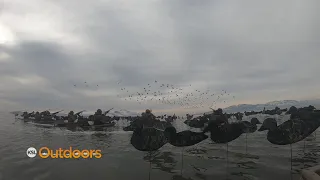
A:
[26,147,37,158]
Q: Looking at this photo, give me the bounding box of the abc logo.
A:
[26,147,37,158]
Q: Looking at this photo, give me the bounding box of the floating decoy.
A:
[164,126,208,176]
[130,126,167,151]
[203,120,245,143]
[131,125,168,180]
[241,117,261,154]
[184,119,205,128]
[242,118,261,133]
[203,117,245,179]
[164,126,208,147]
[259,117,320,170]
[258,117,320,145]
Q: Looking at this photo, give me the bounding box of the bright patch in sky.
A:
[0,23,16,45]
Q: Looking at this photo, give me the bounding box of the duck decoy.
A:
[131,125,168,180]
[131,126,168,151]
[184,119,205,128]
[203,118,245,179]
[242,118,261,133]
[259,117,320,170]
[164,126,208,147]
[203,120,245,143]
[258,117,320,145]
[164,126,208,176]
[241,117,261,154]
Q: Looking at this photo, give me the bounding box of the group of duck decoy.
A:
[128,105,320,152]
[15,108,181,131]
[124,105,320,179]
[15,108,121,131]
[14,105,320,147]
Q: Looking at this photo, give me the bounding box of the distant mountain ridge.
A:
[223,99,320,113]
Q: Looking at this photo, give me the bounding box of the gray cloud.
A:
[0,0,320,114]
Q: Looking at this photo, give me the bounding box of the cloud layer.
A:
[1,0,320,114]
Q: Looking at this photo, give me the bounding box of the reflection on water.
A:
[1,112,320,180]
[172,175,193,180]
[143,151,178,174]
[186,147,207,156]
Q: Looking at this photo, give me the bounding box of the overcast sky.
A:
[0,0,320,114]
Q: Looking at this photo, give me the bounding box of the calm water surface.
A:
[1,112,320,180]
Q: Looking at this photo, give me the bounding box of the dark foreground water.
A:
[1,112,320,180]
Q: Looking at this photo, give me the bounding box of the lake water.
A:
[1,112,319,180]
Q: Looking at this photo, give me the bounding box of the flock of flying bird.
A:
[73,80,235,109]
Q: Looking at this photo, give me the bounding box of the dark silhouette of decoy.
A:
[241,117,261,154]
[130,126,167,151]
[130,123,168,180]
[184,119,205,128]
[164,126,208,176]
[242,118,261,133]
[203,120,245,143]
[259,116,320,170]
[164,126,208,147]
[203,115,245,179]
[258,117,320,145]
